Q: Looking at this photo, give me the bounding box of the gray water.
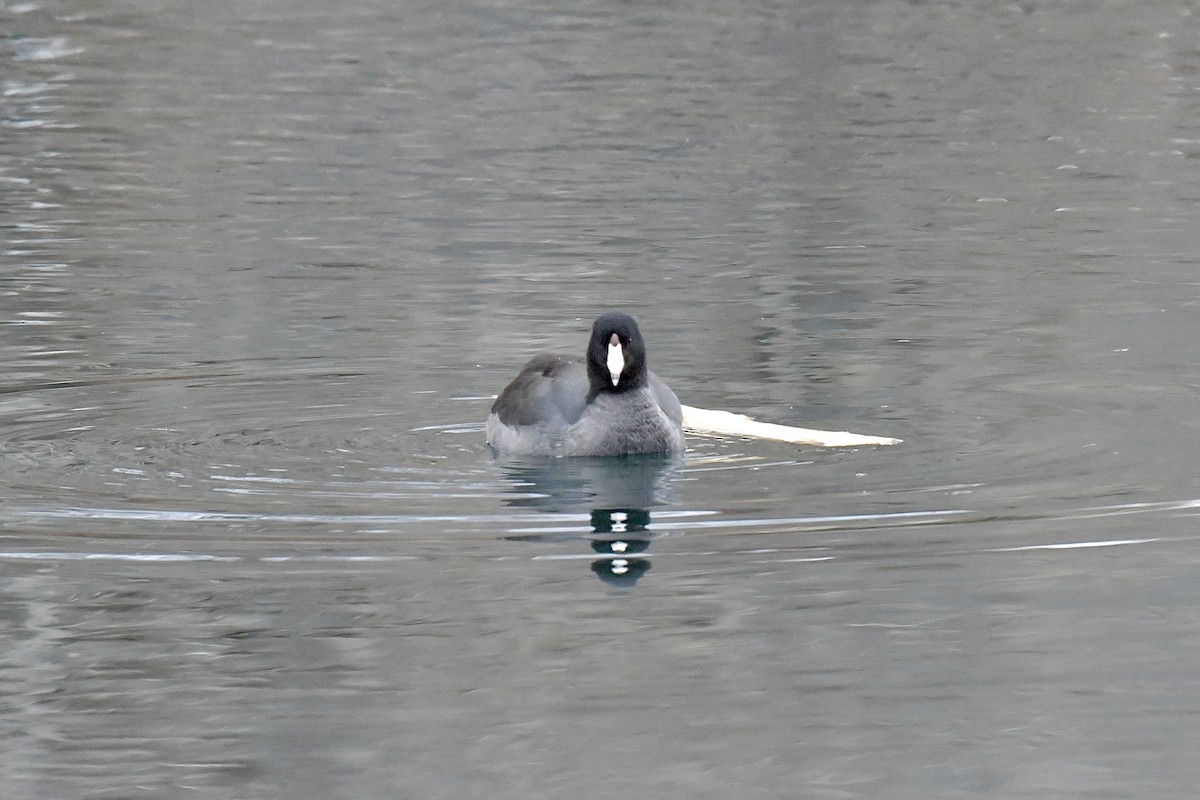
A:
[3,1,1200,797]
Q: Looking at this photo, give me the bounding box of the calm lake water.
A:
[3,0,1200,797]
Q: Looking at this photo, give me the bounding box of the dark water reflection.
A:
[493,453,681,513]
[494,454,679,584]
[4,0,1200,797]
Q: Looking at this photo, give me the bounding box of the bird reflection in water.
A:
[589,509,652,586]
[494,454,681,585]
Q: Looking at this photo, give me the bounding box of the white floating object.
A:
[681,405,900,448]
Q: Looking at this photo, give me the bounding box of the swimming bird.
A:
[485,312,686,457]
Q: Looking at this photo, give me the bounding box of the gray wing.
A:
[491,353,590,426]
[648,371,683,424]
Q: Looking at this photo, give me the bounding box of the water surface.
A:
[3,1,1200,797]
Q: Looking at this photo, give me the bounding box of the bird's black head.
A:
[586,312,649,396]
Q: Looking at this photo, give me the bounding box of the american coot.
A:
[486,312,687,457]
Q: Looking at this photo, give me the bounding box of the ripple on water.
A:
[1,353,1197,572]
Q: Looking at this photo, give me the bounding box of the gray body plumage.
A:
[485,314,686,457]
